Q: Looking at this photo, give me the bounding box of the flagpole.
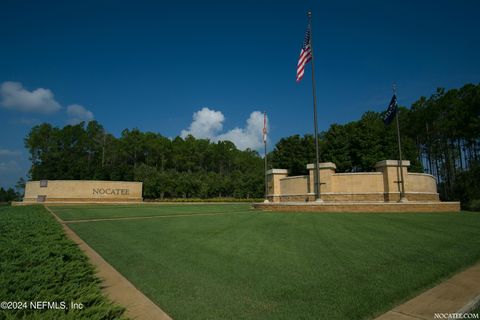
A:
[263,111,269,203]
[393,84,407,202]
[308,11,323,202]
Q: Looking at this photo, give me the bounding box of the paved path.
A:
[375,263,480,320]
[45,206,172,320]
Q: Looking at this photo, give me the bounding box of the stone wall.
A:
[267,160,439,203]
[23,180,143,203]
[279,176,308,195]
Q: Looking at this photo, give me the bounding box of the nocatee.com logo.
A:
[434,313,479,319]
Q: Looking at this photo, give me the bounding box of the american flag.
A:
[296,25,312,82]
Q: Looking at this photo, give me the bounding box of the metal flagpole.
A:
[393,84,407,202]
[263,111,269,203]
[308,11,323,202]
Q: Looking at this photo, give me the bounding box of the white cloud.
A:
[1,81,94,125]
[0,81,61,113]
[181,107,224,139]
[216,111,266,151]
[66,104,94,125]
[0,149,21,157]
[0,160,21,173]
[181,108,268,151]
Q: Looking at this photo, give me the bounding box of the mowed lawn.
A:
[52,203,253,221]
[54,204,480,320]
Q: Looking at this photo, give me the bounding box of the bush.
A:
[468,199,480,212]
[0,205,126,319]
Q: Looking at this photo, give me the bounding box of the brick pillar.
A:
[306,162,337,201]
[375,160,410,202]
[266,169,289,202]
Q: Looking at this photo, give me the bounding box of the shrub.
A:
[468,199,480,212]
[0,205,127,319]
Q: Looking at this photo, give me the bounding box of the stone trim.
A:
[333,172,383,176]
[267,193,308,197]
[31,180,143,184]
[322,192,387,195]
[280,176,308,181]
[306,162,337,170]
[408,172,437,179]
[399,191,439,194]
[254,201,460,213]
[266,169,289,174]
[268,192,439,203]
[375,160,411,167]
[270,192,439,196]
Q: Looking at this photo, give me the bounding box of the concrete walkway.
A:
[375,263,480,320]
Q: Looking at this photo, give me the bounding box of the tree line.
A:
[269,109,422,176]
[23,83,479,206]
[407,84,480,206]
[0,187,20,203]
[25,123,264,199]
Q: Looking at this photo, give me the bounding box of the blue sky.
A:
[1,0,479,188]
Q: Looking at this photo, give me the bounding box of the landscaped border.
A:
[0,205,126,319]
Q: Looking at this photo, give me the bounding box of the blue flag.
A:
[383,94,398,125]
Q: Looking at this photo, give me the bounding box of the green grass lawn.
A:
[473,305,480,316]
[55,204,480,320]
[52,203,253,221]
[472,306,480,316]
[0,205,126,319]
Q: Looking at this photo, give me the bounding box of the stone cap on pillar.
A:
[374,160,411,168]
[306,162,337,171]
[266,169,289,175]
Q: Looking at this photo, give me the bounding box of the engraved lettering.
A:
[92,188,130,196]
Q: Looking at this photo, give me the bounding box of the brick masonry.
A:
[253,202,461,213]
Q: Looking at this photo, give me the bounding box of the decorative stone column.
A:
[375,160,410,202]
[306,162,336,201]
[266,169,289,202]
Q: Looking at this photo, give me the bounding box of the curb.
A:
[375,263,480,320]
